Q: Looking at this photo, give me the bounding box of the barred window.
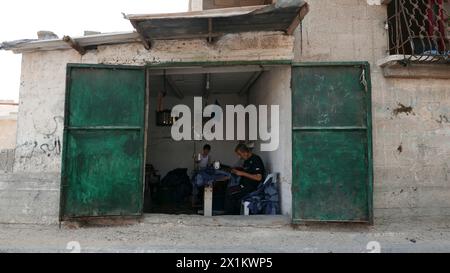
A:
[387,0,449,62]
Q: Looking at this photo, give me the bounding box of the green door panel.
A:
[64,130,143,217]
[292,131,369,221]
[292,65,367,128]
[291,63,373,223]
[69,67,145,127]
[61,65,146,219]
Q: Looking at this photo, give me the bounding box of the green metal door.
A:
[291,62,373,223]
[60,64,146,219]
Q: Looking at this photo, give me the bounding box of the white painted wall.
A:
[248,67,292,216]
[0,50,81,223]
[14,50,82,173]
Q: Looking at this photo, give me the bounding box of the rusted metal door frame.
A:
[291,61,374,224]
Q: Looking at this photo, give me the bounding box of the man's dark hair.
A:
[203,144,211,151]
[235,143,250,153]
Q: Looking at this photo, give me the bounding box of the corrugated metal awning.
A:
[0,32,141,54]
[125,0,309,49]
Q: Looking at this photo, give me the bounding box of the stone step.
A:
[142,213,291,228]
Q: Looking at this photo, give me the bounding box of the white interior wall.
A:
[146,92,246,178]
[248,67,292,216]
[146,68,293,216]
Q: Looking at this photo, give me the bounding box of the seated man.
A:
[195,144,212,170]
[224,143,266,215]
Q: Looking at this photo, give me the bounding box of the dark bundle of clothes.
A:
[242,175,280,215]
[156,168,192,205]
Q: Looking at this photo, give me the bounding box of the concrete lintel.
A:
[378,55,450,79]
[381,63,450,79]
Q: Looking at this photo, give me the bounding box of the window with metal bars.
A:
[387,0,449,62]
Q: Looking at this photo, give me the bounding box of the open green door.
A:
[292,62,373,223]
[60,64,146,220]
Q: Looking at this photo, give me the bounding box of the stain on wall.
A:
[436,115,450,124]
[393,103,414,117]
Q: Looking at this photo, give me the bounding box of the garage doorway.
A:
[60,62,290,220]
[143,64,287,215]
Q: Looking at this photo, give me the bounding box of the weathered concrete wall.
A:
[0,32,294,224]
[0,50,81,224]
[0,173,60,224]
[6,0,449,224]
[14,50,81,173]
[81,32,294,65]
[0,120,17,150]
[0,149,14,173]
[295,0,450,221]
[248,67,292,216]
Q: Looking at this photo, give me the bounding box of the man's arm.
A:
[232,169,262,182]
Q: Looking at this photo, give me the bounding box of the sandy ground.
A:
[0,215,450,253]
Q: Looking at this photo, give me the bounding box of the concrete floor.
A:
[1,214,450,253]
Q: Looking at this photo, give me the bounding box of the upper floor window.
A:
[387,0,449,62]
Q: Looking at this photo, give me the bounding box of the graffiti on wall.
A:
[10,115,64,172]
[16,137,61,159]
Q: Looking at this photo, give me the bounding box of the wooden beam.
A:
[239,71,264,96]
[126,5,269,20]
[286,3,309,35]
[166,76,185,99]
[148,33,223,41]
[148,65,271,76]
[62,36,86,55]
[207,18,213,43]
[130,21,152,50]
[0,102,19,106]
